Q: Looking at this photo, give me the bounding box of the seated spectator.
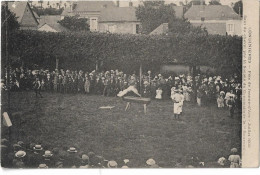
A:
[228,148,241,168]
[107,160,118,168]
[38,163,48,168]
[79,154,90,168]
[146,158,160,168]
[42,150,55,168]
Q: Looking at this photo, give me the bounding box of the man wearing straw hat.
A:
[43,150,54,168]
[27,144,44,168]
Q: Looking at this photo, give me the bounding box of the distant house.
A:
[149,6,184,35]
[8,1,39,30]
[61,1,116,31]
[98,7,140,34]
[150,23,169,35]
[184,5,242,36]
[38,23,68,33]
[39,15,61,25]
[37,15,68,33]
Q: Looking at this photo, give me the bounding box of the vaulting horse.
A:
[122,96,151,114]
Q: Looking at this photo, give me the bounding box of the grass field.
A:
[1,91,241,168]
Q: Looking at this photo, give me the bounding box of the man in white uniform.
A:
[171,89,182,119]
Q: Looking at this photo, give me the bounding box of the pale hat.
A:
[38,164,48,168]
[158,74,162,77]
[67,147,77,153]
[55,161,63,168]
[218,157,226,166]
[1,138,8,145]
[43,150,53,157]
[15,151,26,158]
[123,159,130,164]
[1,145,8,150]
[82,154,89,161]
[13,144,22,151]
[231,148,238,153]
[121,165,129,168]
[146,158,156,166]
[107,160,118,168]
[143,81,149,85]
[33,144,43,151]
[175,77,180,80]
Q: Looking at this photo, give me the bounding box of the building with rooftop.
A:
[184,5,242,36]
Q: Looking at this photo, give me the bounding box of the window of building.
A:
[90,18,98,31]
[136,24,140,34]
[228,24,234,32]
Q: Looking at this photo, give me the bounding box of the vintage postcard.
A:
[0,0,259,171]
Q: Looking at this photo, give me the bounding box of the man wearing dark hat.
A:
[27,144,44,168]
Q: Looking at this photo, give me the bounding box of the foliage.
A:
[233,0,243,17]
[168,17,208,35]
[7,30,242,77]
[136,1,207,35]
[1,3,20,68]
[186,0,206,9]
[1,4,20,32]
[135,1,176,34]
[58,15,90,32]
[32,6,64,15]
[209,0,222,5]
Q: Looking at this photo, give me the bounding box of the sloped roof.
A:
[32,10,40,19]
[184,5,241,20]
[99,7,138,22]
[8,1,28,23]
[73,1,116,12]
[38,23,68,32]
[192,22,226,35]
[150,23,168,35]
[39,15,61,25]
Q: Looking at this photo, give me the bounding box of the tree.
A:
[168,17,207,35]
[135,1,176,34]
[1,4,19,32]
[32,6,64,15]
[233,0,243,17]
[1,3,19,81]
[58,15,89,31]
[209,0,222,5]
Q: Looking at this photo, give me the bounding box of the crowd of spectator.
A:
[1,138,240,168]
[2,67,242,108]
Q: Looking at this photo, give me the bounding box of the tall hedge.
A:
[6,30,242,75]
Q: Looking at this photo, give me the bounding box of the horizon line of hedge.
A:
[4,30,242,74]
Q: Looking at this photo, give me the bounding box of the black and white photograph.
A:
[0,0,258,170]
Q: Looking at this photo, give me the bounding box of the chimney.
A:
[116,1,119,7]
[129,1,133,7]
